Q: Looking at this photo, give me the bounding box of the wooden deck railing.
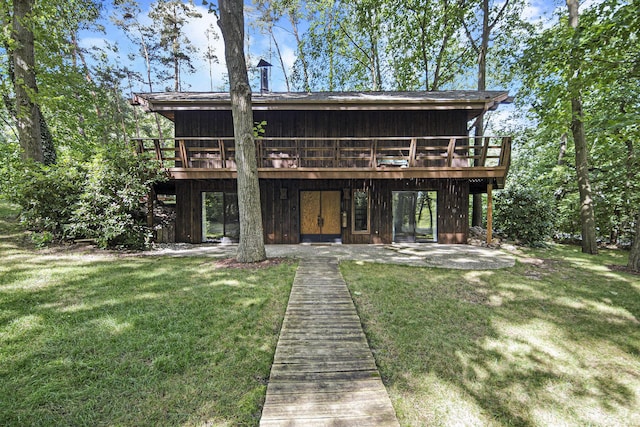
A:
[133,136,511,172]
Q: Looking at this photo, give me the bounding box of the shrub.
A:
[494,185,554,246]
[6,145,165,249]
[8,161,85,237]
[68,147,166,249]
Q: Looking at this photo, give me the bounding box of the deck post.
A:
[147,187,155,228]
[178,139,189,168]
[487,182,493,244]
[446,137,456,166]
[408,138,417,167]
[153,139,163,162]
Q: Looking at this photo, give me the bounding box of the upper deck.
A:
[132,90,512,189]
[134,135,511,187]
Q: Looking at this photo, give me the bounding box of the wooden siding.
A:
[175,110,468,139]
[171,179,469,245]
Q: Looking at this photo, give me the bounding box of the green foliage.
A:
[5,147,165,249]
[516,0,640,244]
[7,161,85,237]
[68,146,166,249]
[494,185,554,246]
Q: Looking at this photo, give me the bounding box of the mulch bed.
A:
[213,257,293,269]
[608,264,640,276]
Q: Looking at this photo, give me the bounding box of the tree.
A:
[386,0,471,91]
[148,0,201,92]
[462,0,528,227]
[630,214,640,271]
[566,0,597,254]
[217,0,266,263]
[11,0,44,162]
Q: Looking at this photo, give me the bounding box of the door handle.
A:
[317,216,324,228]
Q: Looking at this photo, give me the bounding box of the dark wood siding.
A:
[175,110,467,140]
[172,178,469,244]
[171,109,471,245]
[437,179,470,244]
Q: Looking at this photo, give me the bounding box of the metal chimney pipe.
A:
[257,59,272,93]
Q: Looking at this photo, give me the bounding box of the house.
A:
[132,91,511,245]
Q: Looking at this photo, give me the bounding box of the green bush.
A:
[494,185,554,246]
[8,161,85,237]
[68,148,166,249]
[5,146,165,249]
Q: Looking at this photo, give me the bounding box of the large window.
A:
[392,191,437,242]
[202,192,239,242]
[352,190,370,233]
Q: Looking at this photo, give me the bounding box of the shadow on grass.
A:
[0,249,296,426]
[343,247,640,426]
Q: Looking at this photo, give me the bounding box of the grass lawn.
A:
[0,202,296,426]
[343,247,640,426]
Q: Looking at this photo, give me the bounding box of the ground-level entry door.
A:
[300,191,342,243]
[392,191,437,243]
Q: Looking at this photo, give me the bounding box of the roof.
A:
[132,91,511,121]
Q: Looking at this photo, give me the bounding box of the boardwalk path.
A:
[260,257,400,427]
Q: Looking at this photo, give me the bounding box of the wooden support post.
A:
[446,137,456,167]
[479,136,489,167]
[153,139,163,162]
[219,139,226,168]
[178,139,189,168]
[147,187,155,228]
[487,183,493,245]
[408,138,417,167]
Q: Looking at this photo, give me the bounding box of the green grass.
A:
[0,202,296,426]
[343,246,640,426]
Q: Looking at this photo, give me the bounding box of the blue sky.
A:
[79,0,566,94]
[79,0,299,93]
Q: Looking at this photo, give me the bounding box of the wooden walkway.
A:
[260,257,399,427]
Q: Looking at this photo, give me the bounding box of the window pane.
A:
[202,192,239,242]
[353,190,369,232]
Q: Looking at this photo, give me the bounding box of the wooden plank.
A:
[265,378,387,395]
[269,360,377,374]
[263,389,388,405]
[260,414,399,427]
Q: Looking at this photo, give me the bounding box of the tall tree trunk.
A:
[629,212,640,271]
[218,0,266,263]
[567,0,597,254]
[471,0,490,228]
[13,0,43,163]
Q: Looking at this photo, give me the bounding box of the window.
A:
[352,190,370,233]
[202,192,239,242]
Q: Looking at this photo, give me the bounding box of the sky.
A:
[79,0,300,94]
[78,0,568,95]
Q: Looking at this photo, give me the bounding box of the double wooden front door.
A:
[300,191,342,242]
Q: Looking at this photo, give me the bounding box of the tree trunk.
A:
[13,0,44,163]
[567,0,598,255]
[471,0,490,228]
[628,212,640,271]
[218,0,266,263]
